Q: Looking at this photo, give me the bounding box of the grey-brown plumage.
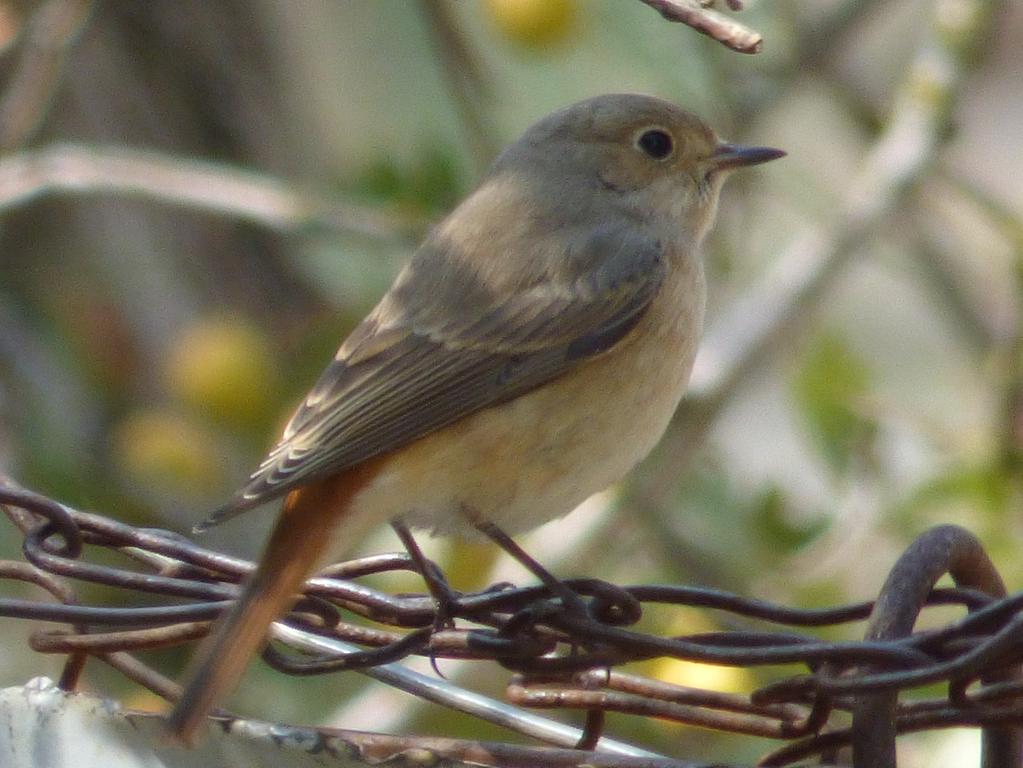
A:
[197,135,673,531]
[170,93,784,744]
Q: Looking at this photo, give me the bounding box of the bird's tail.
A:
[165,464,380,744]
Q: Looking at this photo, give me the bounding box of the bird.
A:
[166,93,784,743]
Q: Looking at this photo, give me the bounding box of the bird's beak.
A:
[709,143,786,171]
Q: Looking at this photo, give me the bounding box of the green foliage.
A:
[666,464,825,585]
[751,483,827,552]
[893,461,1013,530]
[791,330,876,475]
[353,144,464,215]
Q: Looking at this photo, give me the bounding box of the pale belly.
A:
[342,268,705,542]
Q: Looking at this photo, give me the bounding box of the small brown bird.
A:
[167,93,783,742]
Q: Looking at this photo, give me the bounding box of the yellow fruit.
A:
[642,609,755,701]
[111,410,221,494]
[443,539,501,591]
[165,317,277,429]
[485,0,578,49]
[648,656,754,696]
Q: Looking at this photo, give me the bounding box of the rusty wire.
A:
[2,476,1023,766]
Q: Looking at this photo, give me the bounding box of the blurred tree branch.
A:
[0,142,422,241]
[421,0,765,179]
[906,210,995,353]
[728,0,885,129]
[418,1,498,176]
[683,0,1001,436]
[0,0,93,151]
[930,169,1023,484]
[625,0,1004,543]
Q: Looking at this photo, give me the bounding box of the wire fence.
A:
[2,473,1023,767]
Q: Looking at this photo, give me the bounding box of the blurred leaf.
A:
[791,331,876,474]
[670,463,750,566]
[894,462,1012,527]
[407,145,464,213]
[751,484,826,553]
[356,158,403,201]
[353,144,463,215]
[665,463,815,582]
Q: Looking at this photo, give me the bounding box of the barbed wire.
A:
[2,474,1023,766]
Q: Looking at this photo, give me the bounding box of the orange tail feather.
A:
[166,463,379,744]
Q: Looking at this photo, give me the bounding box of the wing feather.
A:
[196,225,666,530]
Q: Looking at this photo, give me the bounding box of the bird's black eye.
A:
[637,128,674,160]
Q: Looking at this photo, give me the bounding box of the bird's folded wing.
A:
[197,227,667,529]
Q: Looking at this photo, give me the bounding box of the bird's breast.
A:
[339,254,706,546]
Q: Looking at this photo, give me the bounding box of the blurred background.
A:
[0,0,1021,764]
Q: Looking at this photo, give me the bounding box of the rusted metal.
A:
[3,476,1023,766]
[851,525,1022,768]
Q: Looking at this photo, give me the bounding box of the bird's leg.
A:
[391,521,463,628]
[472,519,590,617]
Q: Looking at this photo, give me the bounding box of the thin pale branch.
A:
[638,0,762,53]
[687,0,1001,406]
[0,142,420,241]
[417,0,498,175]
[628,0,1003,507]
